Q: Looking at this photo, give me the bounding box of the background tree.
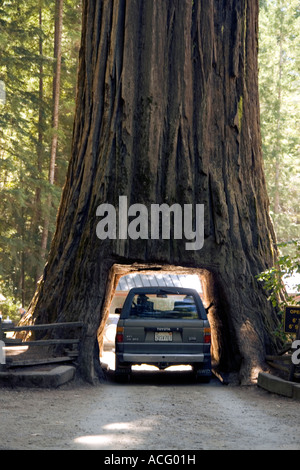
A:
[0,0,81,314]
[40,0,64,263]
[24,0,285,384]
[259,0,300,252]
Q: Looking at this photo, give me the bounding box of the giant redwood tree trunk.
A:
[25,0,282,384]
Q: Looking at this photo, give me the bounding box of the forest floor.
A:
[0,351,299,450]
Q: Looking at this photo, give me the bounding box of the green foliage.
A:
[0,296,21,323]
[257,240,300,339]
[0,0,81,307]
[259,0,300,254]
[258,241,300,307]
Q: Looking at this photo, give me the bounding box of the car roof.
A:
[127,286,200,295]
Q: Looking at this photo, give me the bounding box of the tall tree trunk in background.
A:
[26,0,282,384]
[34,4,45,282]
[40,0,63,261]
[274,8,284,220]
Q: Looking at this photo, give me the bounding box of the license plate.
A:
[155,332,172,342]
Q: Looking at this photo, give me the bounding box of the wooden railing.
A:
[0,320,84,370]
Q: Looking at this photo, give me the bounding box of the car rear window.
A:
[129,293,199,319]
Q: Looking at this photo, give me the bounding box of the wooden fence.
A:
[0,320,84,370]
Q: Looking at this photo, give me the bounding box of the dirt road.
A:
[0,366,299,450]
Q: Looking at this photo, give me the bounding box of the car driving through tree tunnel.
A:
[115,286,212,382]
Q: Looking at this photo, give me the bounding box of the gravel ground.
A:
[0,364,299,450]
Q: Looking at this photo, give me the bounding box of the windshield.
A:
[129,293,199,319]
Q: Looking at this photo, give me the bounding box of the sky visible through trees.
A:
[0,0,299,317]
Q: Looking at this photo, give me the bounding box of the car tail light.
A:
[204,327,211,344]
[116,326,124,343]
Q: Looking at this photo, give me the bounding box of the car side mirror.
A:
[115,308,122,314]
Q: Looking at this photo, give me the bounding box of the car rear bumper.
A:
[120,353,205,364]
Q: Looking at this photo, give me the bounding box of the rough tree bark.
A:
[25,0,282,384]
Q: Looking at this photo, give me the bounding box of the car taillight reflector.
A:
[116,327,124,343]
[204,328,211,343]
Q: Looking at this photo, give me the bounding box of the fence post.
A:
[0,320,5,370]
[0,319,4,341]
[0,340,5,371]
